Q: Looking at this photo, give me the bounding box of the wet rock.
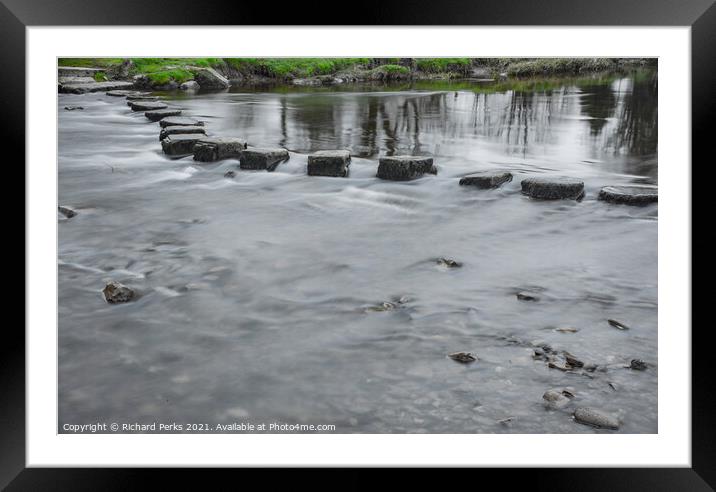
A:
[365,301,397,312]
[376,155,437,181]
[190,67,230,90]
[193,137,248,162]
[59,80,135,94]
[436,257,462,268]
[459,171,513,189]
[564,353,584,368]
[521,177,585,200]
[598,185,657,205]
[573,407,620,430]
[58,206,77,218]
[129,100,168,111]
[608,319,630,330]
[145,109,182,122]
[118,58,134,78]
[224,170,236,179]
[542,389,572,409]
[106,89,140,97]
[180,80,200,90]
[159,125,206,141]
[554,327,579,333]
[64,106,84,111]
[307,150,351,177]
[239,147,290,171]
[629,359,648,371]
[516,291,539,302]
[548,360,571,372]
[102,281,135,304]
[448,352,477,363]
[159,116,203,128]
[497,417,514,426]
[126,94,159,101]
[608,382,619,391]
[161,134,205,156]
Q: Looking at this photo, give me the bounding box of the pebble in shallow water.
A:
[448,352,477,363]
[436,257,462,268]
[102,281,135,304]
[607,319,630,330]
[629,359,648,371]
[516,291,540,302]
[58,206,77,219]
[573,407,620,430]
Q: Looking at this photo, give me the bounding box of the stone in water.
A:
[521,177,585,200]
[161,134,205,156]
[376,155,437,181]
[193,138,248,162]
[573,407,620,430]
[448,352,477,363]
[145,109,182,122]
[307,150,351,177]
[459,171,513,189]
[102,281,135,304]
[159,125,206,141]
[129,101,168,111]
[239,148,290,171]
[159,117,204,128]
[598,185,657,205]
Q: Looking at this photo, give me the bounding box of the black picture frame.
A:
[3,0,709,488]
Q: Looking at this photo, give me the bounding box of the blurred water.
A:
[58,72,657,433]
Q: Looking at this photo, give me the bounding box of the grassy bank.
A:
[58,57,654,87]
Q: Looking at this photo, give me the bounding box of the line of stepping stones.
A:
[107,89,659,205]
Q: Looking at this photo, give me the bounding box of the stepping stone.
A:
[159,125,207,141]
[307,150,351,177]
[145,109,182,122]
[239,148,290,171]
[59,76,95,85]
[59,80,134,94]
[129,101,168,111]
[459,171,513,189]
[521,177,585,200]
[376,155,437,181]
[159,117,204,128]
[193,137,247,162]
[598,185,657,205]
[161,134,205,156]
[106,89,139,97]
[126,94,159,101]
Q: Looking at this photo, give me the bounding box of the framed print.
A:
[4,0,710,488]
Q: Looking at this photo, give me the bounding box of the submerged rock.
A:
[542,389,574,409]
[58,206,77,219]
[607,319,630,330]
[224,170,236,179]
[126,94,159,101]
[598,185,657,205]
[448,352,477,363]
[102,281,135,304]
[436,257,462,268]
[521,177,585,200]
[161,134,205,156]
[365,301,397,312]
[629,359,648,371]
[129,100,168,111]
[64,106,84,111]
[159,117,204,128]
[573,407,620,430]
[307,150,351,177]
[191,67,230,90]
[193,137,248,162]
[239,147,290,171]
[459,171,513,189]
[145,109,182,122]
[516,291,539,302]
[159,125,206,141]
[376,155,437,181]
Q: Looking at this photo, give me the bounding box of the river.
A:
[58,70,658,433]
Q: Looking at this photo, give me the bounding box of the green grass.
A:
[223,58,372,78]
[146,68,194,85]
[92,71,107,82]
[415,58,470,73]
[58,58,123,68]
[503,58,617,77]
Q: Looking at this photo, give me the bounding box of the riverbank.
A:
[58,57,655,91]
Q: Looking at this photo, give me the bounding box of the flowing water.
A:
[58,71,658,433]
